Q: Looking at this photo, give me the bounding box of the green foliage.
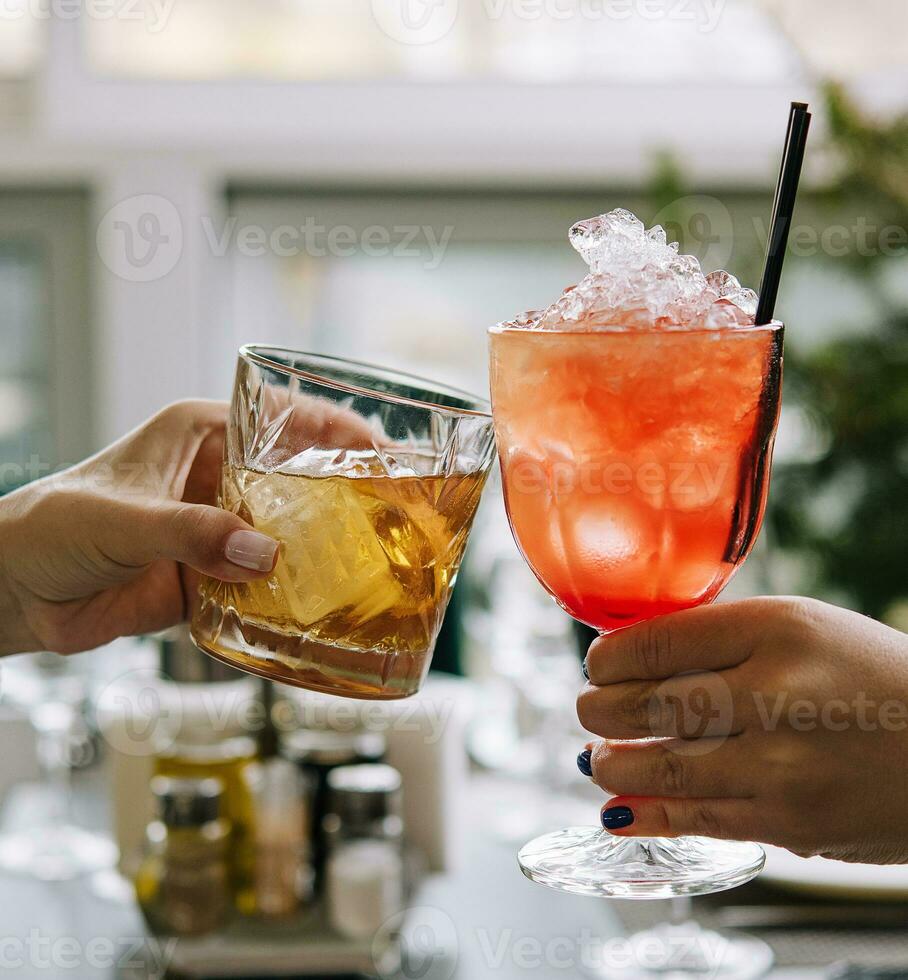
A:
[771,318,908,619]
[825,83,908,216]
[648,150,688,217]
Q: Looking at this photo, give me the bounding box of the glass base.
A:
[585,922,773,980]
[0,825,117,881]
[518,828,765,899]
[191,604,427,700]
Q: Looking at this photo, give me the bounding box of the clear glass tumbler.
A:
[191,346,496,700]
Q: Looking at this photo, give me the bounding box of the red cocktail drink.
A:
[490,322,782,633]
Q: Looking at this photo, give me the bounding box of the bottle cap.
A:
[325,764,403,837]
[151,775,223,827]
[279,729,386,768]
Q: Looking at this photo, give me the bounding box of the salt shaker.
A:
[323,764,404,941]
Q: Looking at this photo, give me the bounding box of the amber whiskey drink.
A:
[195,466,486,698]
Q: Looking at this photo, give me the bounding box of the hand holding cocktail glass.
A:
[490,209,781,899]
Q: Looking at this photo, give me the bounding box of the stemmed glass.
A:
[0,652,117,880]
[488,320,783,969]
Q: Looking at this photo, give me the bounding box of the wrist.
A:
[0,489,40,656]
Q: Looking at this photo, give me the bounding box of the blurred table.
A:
[0,769,886,980]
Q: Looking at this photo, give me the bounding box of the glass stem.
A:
[32,702,76,823]
[536,704,561,826]
[670,896,694,928]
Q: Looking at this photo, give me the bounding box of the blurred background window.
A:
[83,0,801,83]
[0,194,93,494]
[761,0,908,81]
[0,243,52,487]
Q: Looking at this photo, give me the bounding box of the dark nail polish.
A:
[582,659,589,681]
[577,749,593,777]
[601,806,634,830]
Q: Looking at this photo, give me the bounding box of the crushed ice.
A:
[520,208,758,331]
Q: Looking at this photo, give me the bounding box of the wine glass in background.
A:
[0,651,118,881]
[461,492,595,841]
[463,493,576,773]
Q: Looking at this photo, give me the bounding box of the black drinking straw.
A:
[767,103,800,235]
[755,102,812,325]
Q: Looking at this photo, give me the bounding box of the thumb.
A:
[102,500,279,582]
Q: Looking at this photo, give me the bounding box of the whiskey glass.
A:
[192,346,495,700]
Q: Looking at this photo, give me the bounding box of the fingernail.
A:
[225,530,278,572]
[601,806,634,830]
[577,749,593,777]
[582,659,590,681]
